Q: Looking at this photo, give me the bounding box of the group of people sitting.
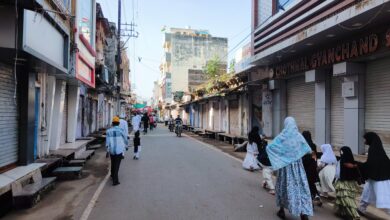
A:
[243,117,390,220]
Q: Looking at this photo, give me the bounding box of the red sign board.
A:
[76,53,95,88]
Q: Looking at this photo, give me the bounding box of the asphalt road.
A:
[88,126,341,220]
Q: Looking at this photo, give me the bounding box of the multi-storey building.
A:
[249,0,390,155]
[160,27,228,115]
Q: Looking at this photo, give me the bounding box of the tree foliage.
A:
[204,56,225,79]
[229,59,235,74]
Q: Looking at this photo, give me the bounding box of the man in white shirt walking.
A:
[131,112,142,132]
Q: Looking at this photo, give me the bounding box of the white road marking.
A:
[80,167,111,220]
[82,132,243,220]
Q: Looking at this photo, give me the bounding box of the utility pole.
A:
[116,0,122,116]
[116,0,138,116]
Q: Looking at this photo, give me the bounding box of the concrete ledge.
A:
[0,163,46,196]
[50,139,95,158]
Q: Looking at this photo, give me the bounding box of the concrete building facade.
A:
[248,0,390,155]
[160,27,228,117]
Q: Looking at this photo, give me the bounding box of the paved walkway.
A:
[88,126,344,220]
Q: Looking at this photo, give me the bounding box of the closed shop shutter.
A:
[76,96,83,139]
[60,86,68,145]
[222,101,228,132]
[287,76,315,138]
[365,58,390,155]
[331,77,344,148]
[92,100,97,132]
[202,104,207,129]
[229,100,240,135]
[0,64,18,168]
[213,102,220,131]
[195,105,200,127]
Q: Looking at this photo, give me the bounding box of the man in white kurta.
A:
[131,113,142,132]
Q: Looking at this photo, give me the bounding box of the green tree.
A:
[204,56,225,79]
[229,59,236,74]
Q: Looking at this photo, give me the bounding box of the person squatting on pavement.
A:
[242,130,260,171]
[266,117,313,220]
[106,116,128,186]
[133,130,141,160]
[318,144,337,198]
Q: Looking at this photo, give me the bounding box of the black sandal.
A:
[277,209,286,219]
[300,214,309,220]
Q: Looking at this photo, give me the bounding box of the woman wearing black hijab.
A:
[302,131,321,206]
[334,146,361,220]
[358,132,390,215]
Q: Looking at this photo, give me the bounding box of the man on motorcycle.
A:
[168,115,174,132]
[175,115,183,125]
[174,115,183,136]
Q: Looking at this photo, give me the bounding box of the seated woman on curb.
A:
[242,128,260,171]
[318,144,337,198]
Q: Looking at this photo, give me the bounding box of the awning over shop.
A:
[133,103,146,109]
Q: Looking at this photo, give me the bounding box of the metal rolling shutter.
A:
[287,76,315,138]
[213,102,220,131]
[229,100,240,135]
[365,58,390,156]
[0,64,18,168]
[202,104,207,129]
[331,77,344,148]
[222,101,228,132]
[92,100,97,132]
[60,87,68,145]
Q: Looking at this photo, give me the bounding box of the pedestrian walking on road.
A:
[242,130,260,171]
[106,116,128,186]
[302,131,322,205]
[266,117,313,220]
[249,126,275,195]
[318,144,337,197]
[119,113,129,141]
[142,113,150,134]
[133,131,141,160]
[334,146,361,220]
[131,112,142,132]
[149,114,155,131]
[358,132,390,216]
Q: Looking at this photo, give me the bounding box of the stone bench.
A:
[205,129,225,139]
[52,167,83,180]
[12,171,56,208]
[218,133,236,144]
[75,150,95,160]
[65,160,86,167]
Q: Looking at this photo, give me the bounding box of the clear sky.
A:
[96,0,251,100]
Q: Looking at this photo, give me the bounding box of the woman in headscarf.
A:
[266,117,313,220]
[302,131,321,206]
[318,144,337,197]
[334,146,361,220]
[358,132,390,216]
[242,128,260,171]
